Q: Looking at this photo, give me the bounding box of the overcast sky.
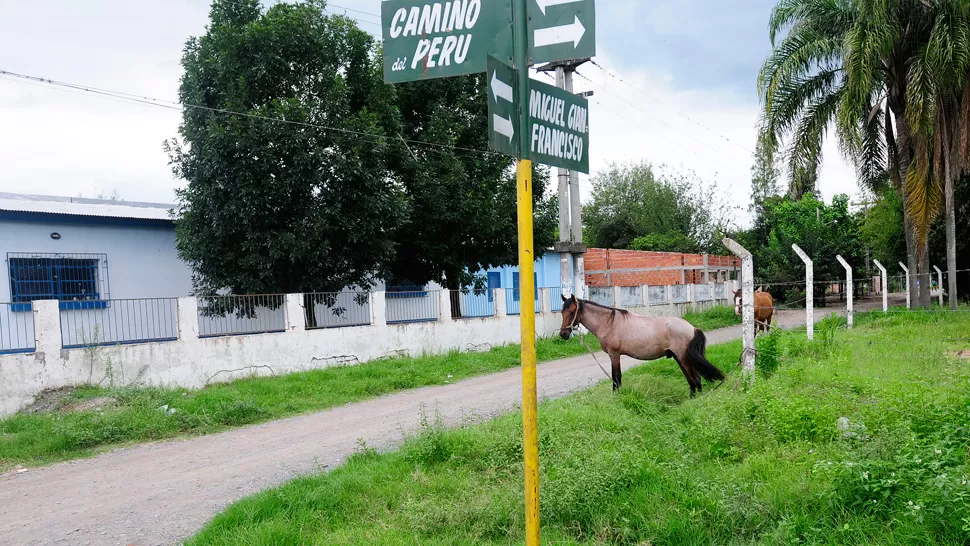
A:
[0,0,861,226]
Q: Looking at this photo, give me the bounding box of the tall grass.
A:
[683,304,741,331]
[0,335,600,470]
[189,309,970,545]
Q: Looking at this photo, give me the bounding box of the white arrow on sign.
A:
[533,15,586,48]
[490,70,514,104]
[493,114,515,142]
[534,0,584,15]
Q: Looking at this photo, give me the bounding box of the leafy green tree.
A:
[583,161,732,252]
[750,194,863,306]
[167,0,407,324]
[859,187,907,270]
[388,75,557,317]
[750,135,782,215]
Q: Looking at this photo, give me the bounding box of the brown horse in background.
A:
[559,295,725,397]
[733,288,775,335]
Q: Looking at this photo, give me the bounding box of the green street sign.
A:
[381,0,514,84]
[527,0,596,65]
[526,76,590,173]
[487,55,520,157]
[486,57,590,173]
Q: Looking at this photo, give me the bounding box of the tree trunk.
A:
[919,243,932,309]
[894,111,921,309]
[945,96,961,309]
[445,275,462,319]
[945,175,958,309]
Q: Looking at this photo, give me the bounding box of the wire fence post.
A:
[722,238,755,383]
[898,262,911,309]
[836,255,853,329]
[873,260,888,312]
[933,265,944,307]
[792,244,814,340]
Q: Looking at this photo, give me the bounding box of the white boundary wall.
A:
[0,285,737,417]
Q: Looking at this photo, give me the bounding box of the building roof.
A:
[0,192,175,221]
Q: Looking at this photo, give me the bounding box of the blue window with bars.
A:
[7,253,108,311]
[386,280,429,299]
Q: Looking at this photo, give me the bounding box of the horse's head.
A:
[560,294,581,340]
[733,289,742,317]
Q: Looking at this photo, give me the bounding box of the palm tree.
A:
[759,0,938,308]
[905,0,970,309]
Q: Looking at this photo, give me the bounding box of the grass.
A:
[683,304,741,331]
[0,334,600,471]
[188,309,970,545]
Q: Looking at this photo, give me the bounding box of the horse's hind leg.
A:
[610,352,622,392]
[668,350,698,398]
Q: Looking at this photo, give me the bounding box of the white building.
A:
[0,193,192,352]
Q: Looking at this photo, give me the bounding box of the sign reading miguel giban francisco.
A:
[381,0,513,83]
[486,55,590,173]
[526,76,589,173]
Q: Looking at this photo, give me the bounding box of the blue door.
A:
[487,272,501,302]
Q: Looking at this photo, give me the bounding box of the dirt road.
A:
[0,298,896,545]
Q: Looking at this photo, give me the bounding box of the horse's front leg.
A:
[610,352,622,392]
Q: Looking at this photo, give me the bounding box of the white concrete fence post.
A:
[612,286,622,308]
[539,288,551,314]
[641,284,650,307]
[371,291,387,327]
[177,296,200,339]
[438,289,453,321]
[284,293,306,332]
[792,244,814,341]
[898,262,911,309]
[722,238,756,383]
[494,288,507,318]
[32,300,62,357]
[836,255,853,329]
[873,260,888,312]
[934,265,944,307]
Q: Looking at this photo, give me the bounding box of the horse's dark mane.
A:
[579,299,629,316]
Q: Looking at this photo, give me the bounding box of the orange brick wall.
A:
[585,249,740,288]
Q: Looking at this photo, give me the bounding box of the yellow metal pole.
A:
[517,158,540,546]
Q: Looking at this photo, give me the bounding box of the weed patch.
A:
[188,310,970,545]
[683,305,741,331]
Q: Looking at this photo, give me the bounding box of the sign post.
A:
[383,2,595,543]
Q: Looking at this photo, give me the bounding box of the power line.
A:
[589,60,755,156]
[328,3,382,21]
[0,69,503,161]
[573,70,740,174]
[325,8,381,29]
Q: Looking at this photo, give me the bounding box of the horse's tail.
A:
[687,328,725,382]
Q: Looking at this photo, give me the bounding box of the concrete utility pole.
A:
[540,58,591,300]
